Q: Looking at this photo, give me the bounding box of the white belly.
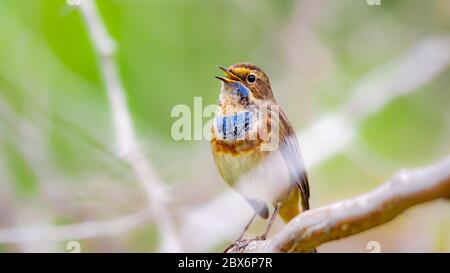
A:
[221,150,292,205]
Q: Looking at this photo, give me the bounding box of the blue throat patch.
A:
[230,82,249,98]
[215,111,254,140]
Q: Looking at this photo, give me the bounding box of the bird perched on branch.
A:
[211,63,311,249]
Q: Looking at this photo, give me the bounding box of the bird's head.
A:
[215,63,275,107]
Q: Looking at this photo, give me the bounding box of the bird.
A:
[210,63,311,248]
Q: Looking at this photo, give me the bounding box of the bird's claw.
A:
[256,234,267,241]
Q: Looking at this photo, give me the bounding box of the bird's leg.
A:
[223,212,257,252]
[257,202,281,240]
[224,205,282,252]
[237,211,257,241]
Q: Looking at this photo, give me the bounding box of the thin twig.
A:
[0,209,153,244]
[79,0,181,252]
[227,155,450,252]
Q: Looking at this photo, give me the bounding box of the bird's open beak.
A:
[215,76,236,83]
[215,65,241,83]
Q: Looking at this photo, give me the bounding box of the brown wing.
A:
[278,110,310,210]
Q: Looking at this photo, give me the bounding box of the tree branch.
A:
[228,155,450,253]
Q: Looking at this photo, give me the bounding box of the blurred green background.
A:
[0,0,449,252]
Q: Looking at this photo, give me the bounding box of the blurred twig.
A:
[0,209,153,244]
[79,0,181,252]
[227,155,450,253]
[302,36,450,167]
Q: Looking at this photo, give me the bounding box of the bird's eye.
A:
[246,74,257,84]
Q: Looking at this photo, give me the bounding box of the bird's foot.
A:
[223,236,267,253]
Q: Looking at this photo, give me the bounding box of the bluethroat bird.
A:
[211,63,311,248]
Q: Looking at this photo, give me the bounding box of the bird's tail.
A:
[279,187,301,223]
